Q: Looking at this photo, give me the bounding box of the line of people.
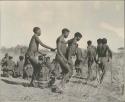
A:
[74,38,112,85]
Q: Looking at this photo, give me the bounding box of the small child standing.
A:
[16,56,24,77]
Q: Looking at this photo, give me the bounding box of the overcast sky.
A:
[0,1,124,52]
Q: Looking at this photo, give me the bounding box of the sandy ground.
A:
[0,52,125,102]
[0,71,124,102]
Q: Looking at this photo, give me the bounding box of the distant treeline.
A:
[0,45,51,56]
[0,45,124,57]
[0,45,28,55]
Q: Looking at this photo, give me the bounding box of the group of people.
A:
[0,27,112,93]
[0,53,57,81]
[0,53,33,79]
[0,53,16,77]
[75,38,112,84]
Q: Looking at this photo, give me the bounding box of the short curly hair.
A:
[97,38,102,44]
[62,28,70,34]
[87,40,92,45]
[33,27,40,33]
[19,56,24,60]
[102,38,107,44]
[74,32,82,38]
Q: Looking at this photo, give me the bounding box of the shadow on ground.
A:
[1,78,29,87]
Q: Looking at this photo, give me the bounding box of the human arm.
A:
[35,35,55,51]
[95,47,100,63]
[107,45,112,62]
[107,46,112,59]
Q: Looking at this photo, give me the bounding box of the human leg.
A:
[29,56,40,86]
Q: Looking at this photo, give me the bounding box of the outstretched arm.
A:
[35,35,54,50]
[107,46,112,59]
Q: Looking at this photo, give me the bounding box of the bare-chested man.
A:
[86,40,96,81]
[66,32,82,78]
[75,45,85,77]
[24,27,55,87]
[52,28,70,93]
[96,38,103,83]
[96,38,112,84]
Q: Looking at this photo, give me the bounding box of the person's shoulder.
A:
[106,44,110,50]
[33,34,39,39]
[106,44,109,47]
[57,36,63,42]
[103,44,109,48]
[57,36,61,39]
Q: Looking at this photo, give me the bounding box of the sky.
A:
[0,1,124,52]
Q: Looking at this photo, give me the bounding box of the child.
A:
[23,60,33,80]
[16,56,24,77]
[86,40,96,81]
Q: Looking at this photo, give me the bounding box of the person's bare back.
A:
[27,34,39,56]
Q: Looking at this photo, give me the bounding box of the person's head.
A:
[19,56,24,61]
[74,32,82,41]
[102,38,107,44]
[9,56,13,60]
[5,53,8,58]
[33,27,41,36]
[97,38,102,45]
[62,28,70,38]
[38,55,43,61]
[87,40,92,46]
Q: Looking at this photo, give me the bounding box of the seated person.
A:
[0,53,9,77]
[23,60,33,80]
[6,56,16,77]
